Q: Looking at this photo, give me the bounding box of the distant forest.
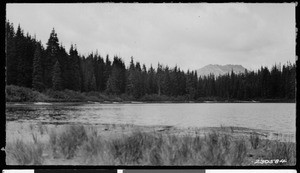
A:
[5,21,296,101]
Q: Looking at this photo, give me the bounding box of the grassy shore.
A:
[6,85,295,103]
[5,122,296,165]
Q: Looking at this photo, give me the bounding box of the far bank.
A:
[5,85,295,103]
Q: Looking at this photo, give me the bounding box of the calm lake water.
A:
[6,103,295,134]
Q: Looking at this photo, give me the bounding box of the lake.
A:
[6,102,295,135]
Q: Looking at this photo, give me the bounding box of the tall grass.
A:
[266,141,296,165]
[80,129,248,165]
[6,139,44,165]
[249,133,260,149]
[78,127,109,164]
[6,124,296,165]
[49,125,88,159]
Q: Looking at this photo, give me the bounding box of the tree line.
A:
[6,21,296,101]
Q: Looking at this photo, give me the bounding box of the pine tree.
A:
[106,69,119,94]
[23,32,36,88]
[90,73,97,91]
[32,43,44,91]
[93,53,105,91]
[69,45,81,91]
[57,45,70,90]
[6,21,17,85]
[52,60,63,91]
[126,57,136,95]
[15,25,27,87]
[162,66,171,96]
[141,64,147,96]
[103,55,112,91]
[178,69,186,96]
[186,70,197,100]
[147,65,157,94]
[106,56,126,94]
[156,63,163,95]
[45,28,60,88]
[82,55,96,92]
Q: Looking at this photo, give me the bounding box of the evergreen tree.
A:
[156,63,164,95]
[106,56,126,94]
[161,66,171,96]
[69,45,81,91]
[57,44,70,90]
[23,32,36,88]
[103,55,112,91]
[178,69,187,96]
[90,73,97,91]
[170,66,179,96]
[186,70,197,100]
[287,62,295,99]
[147,65,157,94]
[270,64,281,98]
[52,60,63,91]
[93,53,105,91]
[6,21,17,85]
[141,64,147,96]
[82,55,96,92]
[45,28,60,88]
[5,21,296,102]
[32,43,44,91]
[15,25,27,87]
[126,57,136,95]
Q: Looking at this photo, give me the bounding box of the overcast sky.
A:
[6,3,295,71]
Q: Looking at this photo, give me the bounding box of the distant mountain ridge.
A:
[196,64,247,77]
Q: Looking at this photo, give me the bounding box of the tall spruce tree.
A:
[32,43,44,91]
[52,60,63,91]
[147,65,157,94]
[45,28,59,88]
[15,25,27,87]
[126,57,136,95]
[6,21,17,85]
[106,56,126,94]
[156,63,164,95]
[103,55,112,91]
[69,45,81,91]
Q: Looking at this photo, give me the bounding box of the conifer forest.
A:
[6,21,296,101]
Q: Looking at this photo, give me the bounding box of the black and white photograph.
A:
[5,3,296,166]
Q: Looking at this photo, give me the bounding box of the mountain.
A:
[196,64,247,77]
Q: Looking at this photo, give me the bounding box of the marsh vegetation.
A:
[5,124,296,165]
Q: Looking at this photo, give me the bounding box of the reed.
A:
[6,124,296,165]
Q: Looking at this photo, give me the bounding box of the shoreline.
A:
[6,85,295,104]
[6,99,296,105]
[6,121,295,143]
